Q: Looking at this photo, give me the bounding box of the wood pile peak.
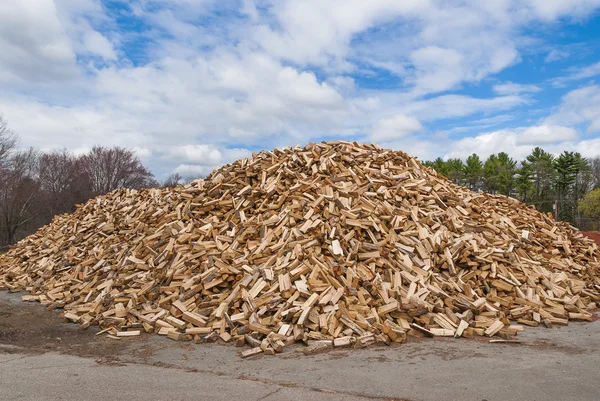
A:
[1,141,599,356]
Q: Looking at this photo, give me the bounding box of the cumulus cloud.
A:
[0,1,77,83]
[370,115,422,142]
[164,145,250,166]
[522,0,600,20]
[516,125,578,145]
[1,0,600,176]
[445,125,587,161]
[132,146,153,159]
[250,0,428,68]
[544,85,600,133]
[81,31,117,60]
[445,130,521,160]
[172,164,209,178]
[409,47,465,94]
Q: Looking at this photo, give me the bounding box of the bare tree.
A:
[0,115,16,165]
[591,156,600,190]
[81,146,157,195]
[38,149,91,216]
[162,173,183,188]
[0,148,41,247]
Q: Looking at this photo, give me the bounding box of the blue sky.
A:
[1,1,600,179]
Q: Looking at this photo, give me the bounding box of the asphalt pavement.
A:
[1,291,600,401]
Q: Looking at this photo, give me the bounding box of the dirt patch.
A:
[582,232,600,244]
[0,291,137,359]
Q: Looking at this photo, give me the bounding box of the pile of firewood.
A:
[1,141,599,357]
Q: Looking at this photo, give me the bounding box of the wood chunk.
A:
[182,311,207,327]
[186,327,212,335]
[430,328,455,337]
[377,300,399,315]
[244,335,262,348]
[116,330,141,337]
[331,240,344,256]
[157,327,175,336]
[455,320,469,337]
[167,331,191,341]
[333,336,356,347]
[240,347,263,358]
[484,320,505,337]
[166,316,187,330]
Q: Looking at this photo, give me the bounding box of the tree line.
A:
[0,117,165,250]
[423,148,600,228]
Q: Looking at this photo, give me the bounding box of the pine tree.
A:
[464,154,483,191]
[525,147,555,213]
[445,158,465,185]
[516,160,534,202]
[497,152,516,196]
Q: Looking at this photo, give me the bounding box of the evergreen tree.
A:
[525,147,555,212]
[420,148,598,227]
[430,157,449,177]
[464,153,483,191]
[554,151,580,222]
[496,152,516,196]
[483,154,500,193]
[516,160,534,202]
[484,153,516,196]
[445,158,465,185]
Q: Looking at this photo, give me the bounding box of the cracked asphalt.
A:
[2,291,600,401]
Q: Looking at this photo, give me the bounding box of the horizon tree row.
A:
[423,148,600,226]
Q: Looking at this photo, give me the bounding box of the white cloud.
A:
[439,85,598,162]
[82,31,117,60]
[164,145,250,166]
[445,124,589,161]
[250,0,524,96]
[444,133,526,161]
[544,49,570,63]
[400,94,526,121]
[0,1,77,83]
[445,130,522,160]
[1,0,600,176]
[467,114,516,128]
[544,85,600,133]
[409,47,465,94]
[251,0,428,68]
[172,164,211,178]
[571,137,600,156]
[0,98,149,150]
[132,146,152,159]
[379,136,444,163]
[516,125,578,145]
[567,61,600,81]
[327,76,356,94]
[166,145,223,165]
[552,61,600,86]
[522,0,600,20]
[370,115,422,142]
[493,82,541,95]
